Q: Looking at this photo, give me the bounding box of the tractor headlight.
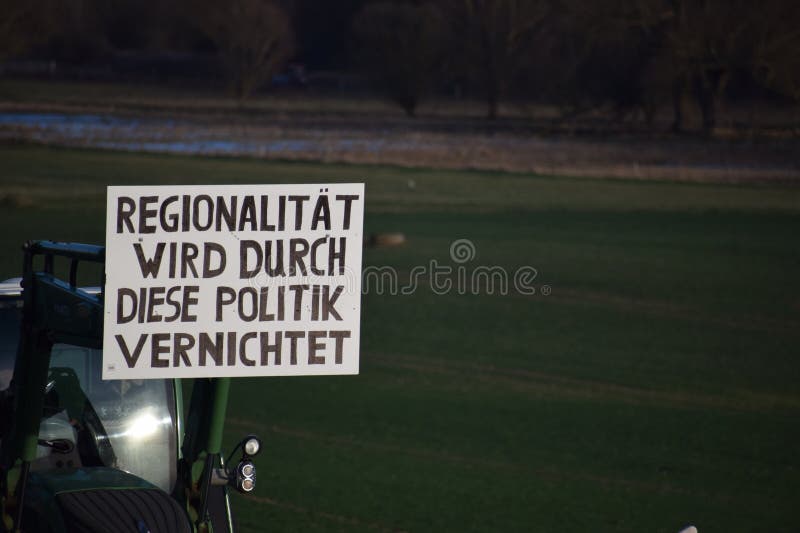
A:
[236,460,256,492]
[243,436,261,457]
[228,434,261,493]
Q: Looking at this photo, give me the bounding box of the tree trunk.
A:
[693,70,727,136]
[481,25,500,121]
[486,89,499,120]
[698,92,716,134]
[399,98,417,117]
[671,74,686,133]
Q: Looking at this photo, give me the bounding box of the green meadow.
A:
[1,144,799,532]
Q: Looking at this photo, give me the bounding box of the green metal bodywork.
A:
[0,241,239,532]
[28,467,157,495]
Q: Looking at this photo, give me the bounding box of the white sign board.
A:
[103,184,364,379]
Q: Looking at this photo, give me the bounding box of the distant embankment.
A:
[1,111,798,184]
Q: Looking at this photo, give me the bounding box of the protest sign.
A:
[103,184,363,379]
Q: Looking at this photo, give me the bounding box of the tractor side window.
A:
[0,300,23,449]
[0,301,22,391]
[37,344,178,492]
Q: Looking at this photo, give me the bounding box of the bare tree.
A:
[353,2,446,117]
[0,0,61,61]
[661,0,800,133]
[555,0,800,134]
[537,0,670,123]
[661,0,745,133]
[439,0,549,120]
[748,1,800,103]
[196,0,294,100]
[0,0,33,60]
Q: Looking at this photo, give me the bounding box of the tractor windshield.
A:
[36,342,178,492]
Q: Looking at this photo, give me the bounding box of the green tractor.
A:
[0,241,259,532]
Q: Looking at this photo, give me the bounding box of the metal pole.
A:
[205,378,230,454]
[196,377,230,526]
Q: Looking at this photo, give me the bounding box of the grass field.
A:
[1,144,799,532]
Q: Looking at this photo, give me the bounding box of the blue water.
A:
[0,112,392,156]
[0,113,135,127]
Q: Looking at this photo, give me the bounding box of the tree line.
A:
[353,0,800,132]
[2,0,799,132]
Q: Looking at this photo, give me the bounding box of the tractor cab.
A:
[0,242,258,533]
[1,296,178,492]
